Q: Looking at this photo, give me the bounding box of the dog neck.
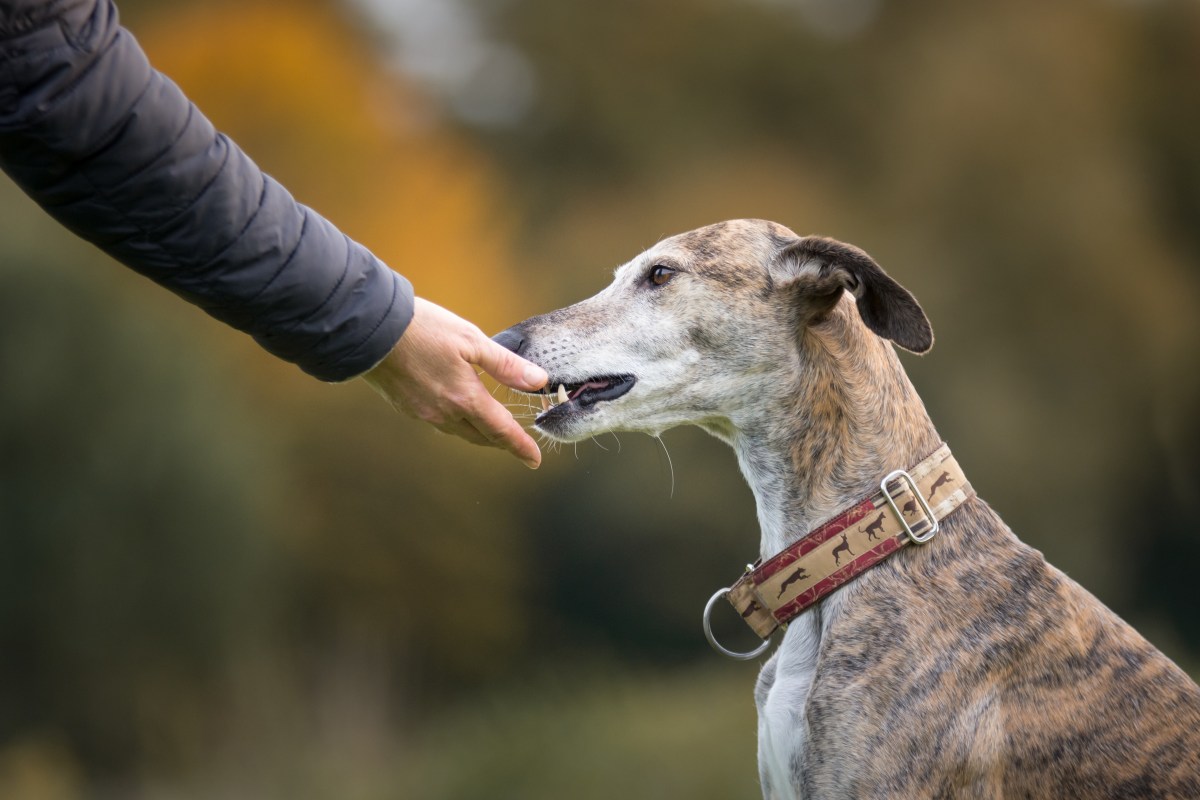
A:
[728,304,941,561]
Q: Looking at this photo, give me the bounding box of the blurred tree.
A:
[1119,3,1200,657]
[2,0,548,788]
[523,431,760,663]
[0,189,282,779]
[128,0,544,694]
[485,0,864,209]
[135,0,533,332]
[1130,1,1200,266]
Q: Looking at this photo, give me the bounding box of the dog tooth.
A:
[557,384,568,404]
[541,394,550,412]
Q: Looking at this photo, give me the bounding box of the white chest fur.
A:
[755,609,824,799]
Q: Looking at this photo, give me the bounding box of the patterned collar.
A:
[703,443,975,659]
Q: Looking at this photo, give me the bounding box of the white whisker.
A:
[652,433,675,499]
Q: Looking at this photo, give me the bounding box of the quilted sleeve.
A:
[0,0,413,381]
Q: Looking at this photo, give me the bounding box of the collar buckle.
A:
[881,469,939,544]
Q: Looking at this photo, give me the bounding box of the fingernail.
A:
[524,457,540,470]
[524,364,548,387]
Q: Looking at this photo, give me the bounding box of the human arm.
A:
[0,0,545,464]
[0,0,405,380]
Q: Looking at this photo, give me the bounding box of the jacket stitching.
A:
[171,131,232,222]
[241,188,305,313]
[83,83,190,188]
[340,269,401,363]
[271,222,353,350]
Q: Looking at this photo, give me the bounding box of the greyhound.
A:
[861,511,886,541]
[493,219,1200,799]
[829,532,854,567]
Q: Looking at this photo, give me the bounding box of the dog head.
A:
[493,219,932,443]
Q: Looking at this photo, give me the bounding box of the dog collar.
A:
[703,443,974,659]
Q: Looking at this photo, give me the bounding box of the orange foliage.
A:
[135,0,525,332]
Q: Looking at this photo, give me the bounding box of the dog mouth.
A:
[533,374,636,424]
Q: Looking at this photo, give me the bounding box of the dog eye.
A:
[648,265,676,287]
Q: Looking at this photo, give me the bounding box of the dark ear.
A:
[778,236,934,354]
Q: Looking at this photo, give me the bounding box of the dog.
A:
[777,567,811,598]
[861,511,886,541]
[493,219,1200,799]
[830,532,853,566]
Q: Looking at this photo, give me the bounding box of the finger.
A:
[435,419,494,448]
[440,416,542,469]
[472,335,548,392]
[466,392,543,468]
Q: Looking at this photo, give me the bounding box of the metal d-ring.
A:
[703,587,773,661]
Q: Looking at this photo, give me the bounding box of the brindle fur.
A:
[494,219,1200,799]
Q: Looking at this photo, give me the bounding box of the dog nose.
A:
[491,326,527,356]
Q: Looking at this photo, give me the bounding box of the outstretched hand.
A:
[362,298,548,468]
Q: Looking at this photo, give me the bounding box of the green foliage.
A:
[0,189,282,775]
[396,664,759,800]
[139,665,760,800]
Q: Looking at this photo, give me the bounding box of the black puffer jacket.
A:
[0,0,413,381]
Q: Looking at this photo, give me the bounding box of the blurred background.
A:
[1,0,1198,796]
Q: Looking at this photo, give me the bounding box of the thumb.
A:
[474,335,548,391]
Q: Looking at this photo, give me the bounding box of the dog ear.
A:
[777,236,934,354]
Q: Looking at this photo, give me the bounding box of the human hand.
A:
[362,297,548,468]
